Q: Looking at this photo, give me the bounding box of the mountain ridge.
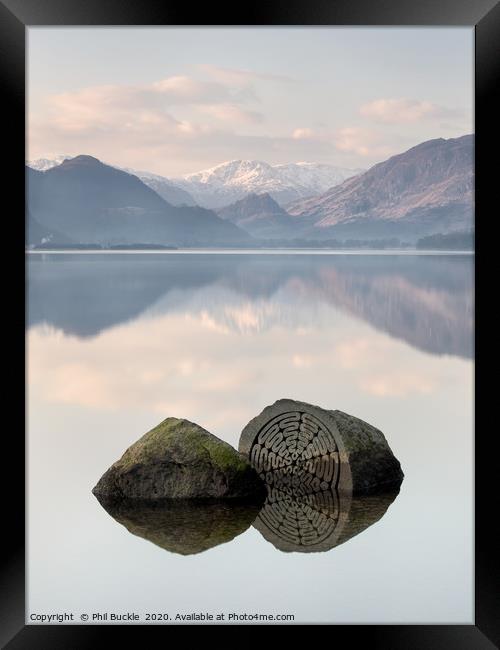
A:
[217,192,297,238]
[27,156,362,210]
[27,135,474,245]
[287,134,474,240]
[26,156,252,247]
[28,156,198,208]
[174,159,363,208]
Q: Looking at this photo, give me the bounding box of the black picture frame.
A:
[2,0,497,646]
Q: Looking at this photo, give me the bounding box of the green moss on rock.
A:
[93,417,265,501]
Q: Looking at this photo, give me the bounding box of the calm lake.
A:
[27,251,474,624]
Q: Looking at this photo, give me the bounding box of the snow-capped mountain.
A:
[27,155,251,246]
[28,156,361,210]
[119,168,197,207]
[274,162,363,195]
[173,160,363,209]
[28,156,197,208]
[28,155,73,171]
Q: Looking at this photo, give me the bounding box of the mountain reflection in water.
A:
[28,253,473,358]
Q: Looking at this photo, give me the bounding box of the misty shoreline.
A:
[25,248,474,255]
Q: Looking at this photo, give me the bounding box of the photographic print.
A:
[26,26,474,626]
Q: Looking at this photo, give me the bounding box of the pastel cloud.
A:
[29,75,449,175]
[150,75,249,103]
[28,119,340,178]
[43,74,251,134]
[289,125,393,159]
[359,98,451,124]
[46,87,182,134]
[28,72,271,170]
[292,127,316,140]
[334,127,393,157]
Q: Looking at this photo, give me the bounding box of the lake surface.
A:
[27,252,474,624]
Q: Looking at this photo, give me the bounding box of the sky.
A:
[27,27,474,177]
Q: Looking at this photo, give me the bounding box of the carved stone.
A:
[239,399,404,495]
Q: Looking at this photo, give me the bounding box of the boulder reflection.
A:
[95,497,262,556]
[254,486,399,553]
[251,454,399,552]
[95,479,399,555]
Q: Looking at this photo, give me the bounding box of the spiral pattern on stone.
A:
[249,411,340,492]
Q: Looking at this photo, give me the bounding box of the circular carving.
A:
[258,487,340,548]
[240,399,402,552]
[248,411,340,492]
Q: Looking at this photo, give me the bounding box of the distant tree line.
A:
[31,243,178,250]
[416,230,474,250]
[255,237,412,249]
[30,233,474,251]
[30,238,413,250]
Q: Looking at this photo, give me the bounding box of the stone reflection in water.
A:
[254,482,399,553]
[95,483,399,556]
[95,497,261,556]
[242,400,402,551]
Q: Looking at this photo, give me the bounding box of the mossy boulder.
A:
[92,417,266,501]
